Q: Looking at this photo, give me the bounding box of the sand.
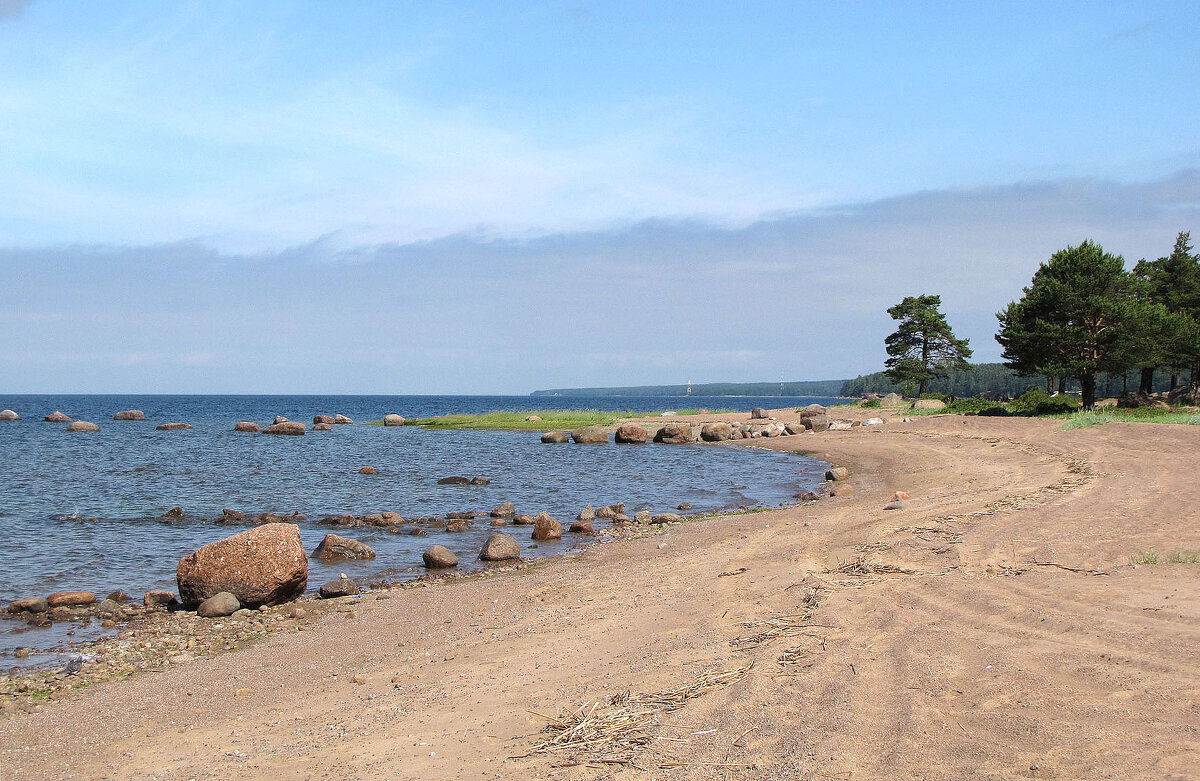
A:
[1,409,1198,780]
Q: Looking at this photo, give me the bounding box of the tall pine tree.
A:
[884,295,972,396]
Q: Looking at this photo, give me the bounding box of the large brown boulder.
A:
[913,399,947,410]
[310,533,376,560]
[313,414,335,425]
[113,410,145,421]
[383,414,406,426]
[423,545,458,568]
[700,422,734,442]
[46,591,96,608]
[333,414,353,424]
[571,426,609,444]
[882,392,904,406]
[614,423,648,444]
[65,421,99,432]
[176,523,308,608]
[479,532,521,561]
[653,423,693,444]
[44,411,72,422]
[234,421,261,433]
[0,409,18,421]
[491,501,515,518]
[541,431,569,443]
[263,421,306,435]
[531,512,563,541]
[750,407,769,419]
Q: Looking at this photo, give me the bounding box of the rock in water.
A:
[273,416,289,424]
[319,576,359,598]
[197,592,241,617]
[143,590,179,608]
[310,533,376,560]
[470,476,490,485]
[490,501,515,519]
[46,591,96,608]
[44,411,72,422]
[333,414,353,424]
[423,545,459,568]
[163,506,184,519]
[540,431,569,443]
[263,421,306,435]
[65,421,99,432]
[700,422,733,442]
[359,466,377,475]
[634,510,652,524]
[614,423,648,444]
[383,414,406,426]
[571,426,609,444]
[234,421,261,433]
[569,519,593,533]
[437,476,471,485]
[531,512,562,541]
[651,513,683,524]
[313,414,335,424]
[479,532,521,561]
[156,422,193,430]
[576,504,595,521]
[176,523,308,608]
[0,409,18,421]
[653,423,693,444]
[313,422,332,431]
[113,410,145,421]
[7,597,48,614]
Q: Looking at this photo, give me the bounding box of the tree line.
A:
[875,232,1198,408]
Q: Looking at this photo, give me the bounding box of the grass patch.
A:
[1131,548,1199,565]
[395,409,648,431]
[1061,409,1200,430]
[671,407,735,415]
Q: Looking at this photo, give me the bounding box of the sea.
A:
[0,393,840,665]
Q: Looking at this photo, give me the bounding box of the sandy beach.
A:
[2,409,1198,780]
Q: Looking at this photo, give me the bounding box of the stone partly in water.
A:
[176,523,308,608]
[359,466,377,475]
[700,422,734,442]
[490,501,515,519]
[479,532,521,561]
[576,504,595,521]
[319,576,360,599]
[113,410,146,421]
[571,426,609,444]
[511,514,534,525]
[313,422,332,431]
[423,545,459,568]
[614,423,648,444]
[651,513,684,524]
[7,597,48,614]
[568,519,593,534]
[594,503,625,519]
[46,591,96,608]
[311,533,376,560]
[470,476,490,485]
[634,510,652,524]
[540,431,569,443]
[144,590,179,609]
[263,421,306,435]
[163,506,184,519]
[333,414,353,424]
[0,409,18,421]
[531,512,562,541]
[383,414,406,426]
[44,411,72,422]
[446,520,472,533]
[653,423,693,444]
[197,592,241,618]
[234,421,261,433]
[273,416,290,425]
[437,476,471,485]
[156,422,193,430]
[65,421,99,432]
[313,415,335,424]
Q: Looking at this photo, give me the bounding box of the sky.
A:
[2,1,1198,394]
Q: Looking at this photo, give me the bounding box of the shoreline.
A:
[2,409,1198,779]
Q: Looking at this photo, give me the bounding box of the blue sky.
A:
[2,1,1198,393]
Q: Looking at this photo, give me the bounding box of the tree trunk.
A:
[1170,372,1178,390]
[1080,370,1096,410]
[1139,368,1154,395]
[1104,374,1112,396]
[1045,375,1053,393]
[918,378,928,396]
[1057,376,1067,394]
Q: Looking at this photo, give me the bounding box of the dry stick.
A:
[1029,560,1108,575]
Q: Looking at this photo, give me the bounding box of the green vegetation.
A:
[1009,389,1080,416]
[530,379,847,397]
[673,407,734,415]
[842,362,1036,398]
[884,294,973,396]
[398,410,642,431]
[1060,409,1200,429]
[1130,548,1200,565]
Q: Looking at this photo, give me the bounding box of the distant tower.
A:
[686,377,693,396]
[780,377,785,395]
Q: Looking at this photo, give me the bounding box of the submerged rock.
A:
[359,466,377,475]
[313,422,332,431]
[437,476,471,485]
[176,523,308,608]
[540,431,569,443]
[156,422,193,430]
[163,506,184,519]
[234,421,261,433]
[65,421,99,432]
[263,421,306,435]
[571,426,609,444]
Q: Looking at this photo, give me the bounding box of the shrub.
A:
[1011,389,1080,416]
[859,398,881,408]
[944,397,996,414]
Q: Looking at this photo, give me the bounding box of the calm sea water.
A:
[0,394,836,660]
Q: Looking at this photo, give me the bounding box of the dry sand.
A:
[1,410,1198,780]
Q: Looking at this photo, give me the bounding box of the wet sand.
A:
[1,409,1198,780]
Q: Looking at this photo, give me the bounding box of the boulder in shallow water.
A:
[7,597,48,614]
[490,501,515,519]
[479,532,521,561]
[576,504,595,521]
[471,476,490,485]
[234,421,261,433]
[143,590,179,609]
[176,523,308,608]
[313,422,332,431]
[540,430,569,443]
[163,506,184,519]
[197,592,240,617]
[511,514,534,525]
[437,476,471,485]
[0,409,18,421]
[44,411,72,422]
[156,422,192,430]
[313,414,335,425]
[700,422,734,442]
[651,513,684,524]
[334,414,353,424]
[319,576,359,599]
[311,533,376,561]
[65,421,99,432]
[263,421,306,435]
[568,519,593,533]
[614,423,648,444]
[571,426,609,444]
[272,416,289,425]
[531,512,562,541]
[359,466,377,475]
[113,410,145,421]
[423,545,458,568]
[653,423,693,444]
[383,414,406,426]
[47,591,96,608]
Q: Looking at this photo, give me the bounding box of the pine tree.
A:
[883,295,972,396]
